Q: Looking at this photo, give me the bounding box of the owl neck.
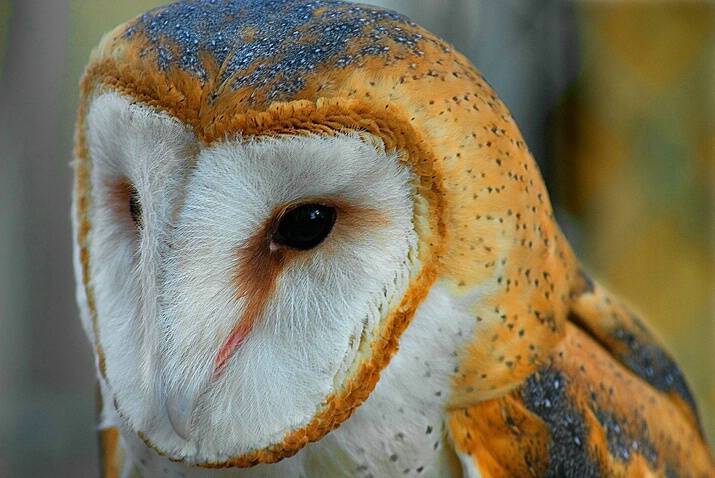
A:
[302,280,480,476]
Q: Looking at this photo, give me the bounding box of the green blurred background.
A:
[0,1,713,476]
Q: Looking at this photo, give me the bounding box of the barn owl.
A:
[72,0,715,477]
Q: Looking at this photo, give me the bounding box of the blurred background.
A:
[0,0,713,476]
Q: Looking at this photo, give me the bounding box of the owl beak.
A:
[164,381,204,441]
[163,328,245,441]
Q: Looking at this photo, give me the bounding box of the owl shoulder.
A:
[448,278,715,476]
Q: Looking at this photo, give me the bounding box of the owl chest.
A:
[308,376,463,478]
[126,381,458,478]
[300,286,467,477]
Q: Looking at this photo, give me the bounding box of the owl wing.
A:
[96,387,141,478]
[99,426,147,478]
[99,426,124,478]
[448,278,715,477]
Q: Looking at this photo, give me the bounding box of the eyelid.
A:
[129,186,143,228]
[107,178,142,230]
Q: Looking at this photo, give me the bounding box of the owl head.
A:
[74,0,570,466]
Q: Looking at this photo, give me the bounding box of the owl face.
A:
[80,89,428,461]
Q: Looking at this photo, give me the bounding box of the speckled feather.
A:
[123,0,424,99]
[116,0,428,108]
[75,0,715,476]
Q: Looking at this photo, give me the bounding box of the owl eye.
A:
[272,204,337,251]
[129,186,142,228]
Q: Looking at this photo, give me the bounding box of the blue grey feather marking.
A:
[123,0,425,101]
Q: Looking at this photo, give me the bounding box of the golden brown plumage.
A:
[75,1,714,476]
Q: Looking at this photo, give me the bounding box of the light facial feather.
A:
[82,91,419,462]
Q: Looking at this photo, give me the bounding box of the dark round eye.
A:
[129,186,142,228]
[273,204,337,251]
